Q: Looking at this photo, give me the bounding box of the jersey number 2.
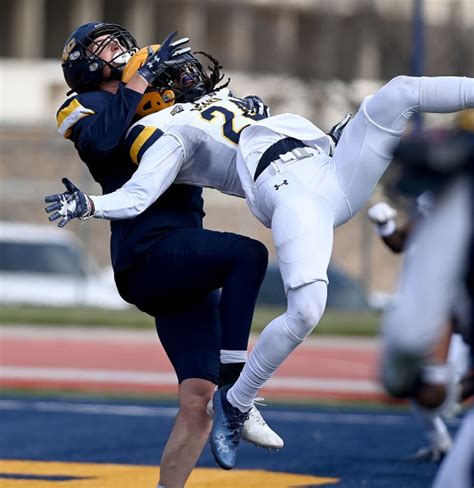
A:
[200,106,249,144]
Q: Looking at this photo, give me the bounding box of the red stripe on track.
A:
[0,327,390,402]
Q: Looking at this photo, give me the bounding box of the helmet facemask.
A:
[153,53,212,103]
[149,51,230,104]
[62,22,138,94]
[85,27,138,81]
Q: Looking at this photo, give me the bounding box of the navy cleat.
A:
[209,385,249,470]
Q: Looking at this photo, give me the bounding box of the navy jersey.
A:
[56,84,204,271]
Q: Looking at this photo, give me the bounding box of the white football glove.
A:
[368,202,397,236]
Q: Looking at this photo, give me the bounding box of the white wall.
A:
[0,59,68,127]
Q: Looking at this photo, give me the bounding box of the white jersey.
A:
[91,88,332,220]
[92,88,264,219]
[135,88,256,197]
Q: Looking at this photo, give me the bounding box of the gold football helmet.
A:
[122,45,175,118]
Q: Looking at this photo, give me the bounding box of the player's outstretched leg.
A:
[209,385,250,470]
[207,398,284,449]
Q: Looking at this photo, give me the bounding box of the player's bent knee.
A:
[178,385,214,425]
[179,399,209,421]
[286,281,328,339]
[230,237,268,273]
[179,378,215,407]
[383,75,420,109]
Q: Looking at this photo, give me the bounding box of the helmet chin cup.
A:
[113,51,133,66]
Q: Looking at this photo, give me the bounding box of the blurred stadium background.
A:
[0,0,473,309]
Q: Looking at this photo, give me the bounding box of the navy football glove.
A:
[137,32,191,84]
[44,178,94,228]
[243,95,271,118]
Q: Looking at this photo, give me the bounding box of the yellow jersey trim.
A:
[129,127,160,165]
[57,99,95,139]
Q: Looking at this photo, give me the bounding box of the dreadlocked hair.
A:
[195,51,230,92]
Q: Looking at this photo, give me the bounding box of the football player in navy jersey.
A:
[55,22,282,488]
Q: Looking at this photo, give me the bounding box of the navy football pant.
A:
[115,228,268,383]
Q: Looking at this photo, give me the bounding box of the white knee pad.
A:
[366,75,421,132]
[286,280,328,341]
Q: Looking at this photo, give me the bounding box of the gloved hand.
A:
[44,178,94,228]
[243,95,271,118]
[137,32,191,84]
[368,202,397,236]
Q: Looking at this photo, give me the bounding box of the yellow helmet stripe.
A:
[57,99,95,139]
[128,125,164,164]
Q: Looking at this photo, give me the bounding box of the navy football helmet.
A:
[61,21,138,94]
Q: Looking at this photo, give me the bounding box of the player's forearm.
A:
[124,73,149,94]
[91,135,185,219]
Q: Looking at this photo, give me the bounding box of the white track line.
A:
[0,399,416,425]
[0,325,379,349]
[0,365,383,394]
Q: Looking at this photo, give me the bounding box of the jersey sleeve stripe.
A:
[57,98,95,139]
[128,126,164,165]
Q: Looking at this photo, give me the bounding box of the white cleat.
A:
[414,444,450,463]
[207,398,284,450]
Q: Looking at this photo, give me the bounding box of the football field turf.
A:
[0,395,456,488]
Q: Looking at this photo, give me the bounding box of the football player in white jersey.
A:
[46,43,474,470]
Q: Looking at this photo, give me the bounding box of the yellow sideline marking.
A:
[0,460,339,487]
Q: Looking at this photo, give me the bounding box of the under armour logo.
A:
[147,55,160,68]
[214,433,229,453]
[274,180,288,190]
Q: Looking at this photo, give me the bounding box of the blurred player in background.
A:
[381,120,474,488]
[54,23,281,488]
[46,40,474,469]
[369,190,469,461]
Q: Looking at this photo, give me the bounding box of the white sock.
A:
[419,76,474,113]
[220,349,247,363]
[227,312,301,412]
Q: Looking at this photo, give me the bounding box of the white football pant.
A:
[228,76,474,412]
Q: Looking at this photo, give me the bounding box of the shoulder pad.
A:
[56,92,107,139]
